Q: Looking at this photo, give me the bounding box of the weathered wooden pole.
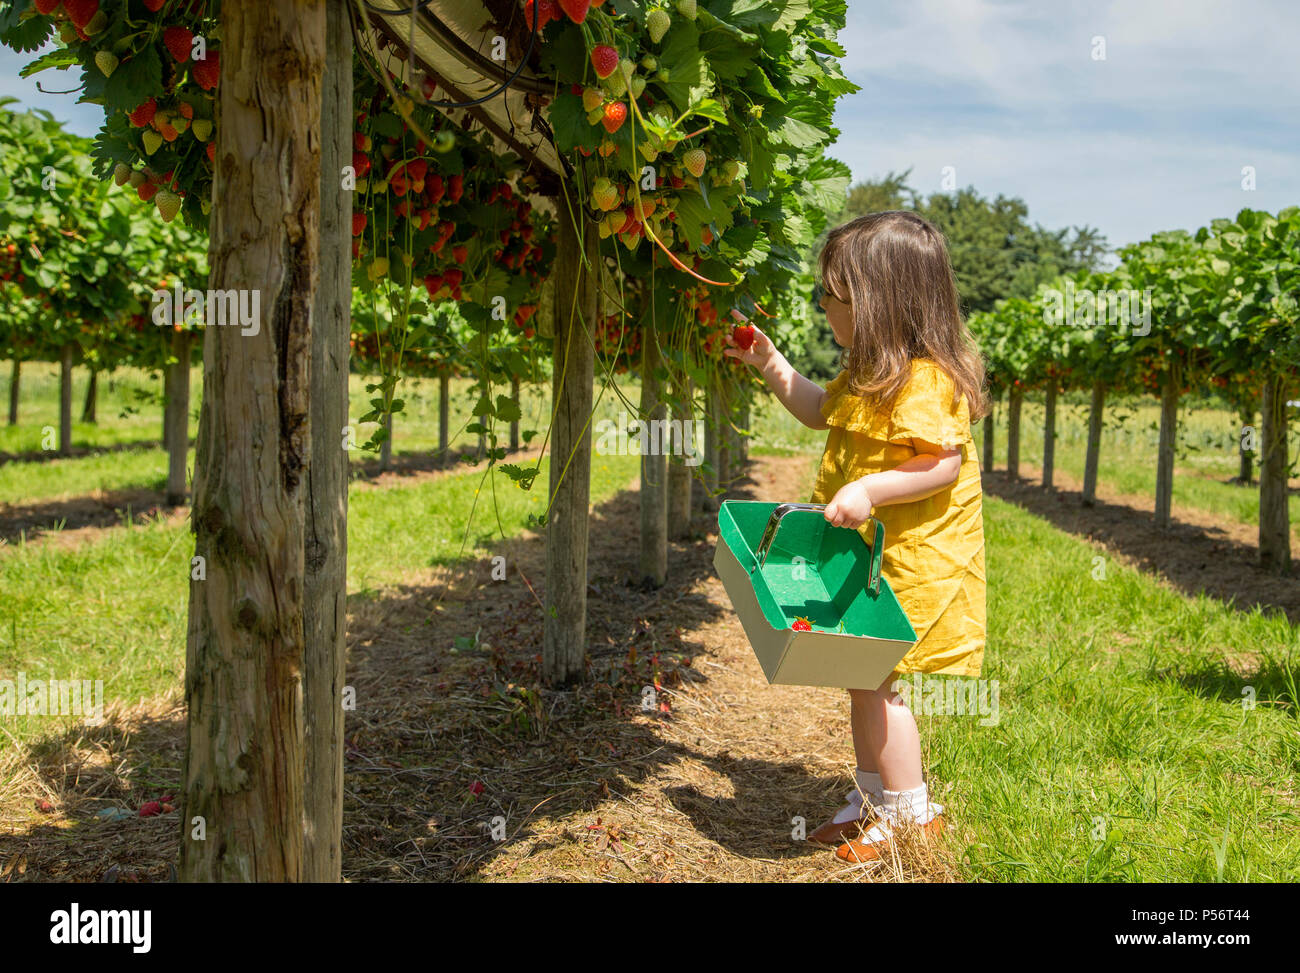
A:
[301,0,352,882]
[179,0,326,882]
[543,208,597,687]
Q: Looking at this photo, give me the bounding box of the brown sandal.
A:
[808,793,881,845]
[835,815,945,862]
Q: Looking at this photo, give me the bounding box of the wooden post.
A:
[1238,402,1254,485]
[981,397,994,472]
[543,208,596,687]
[164,331,192,505]
[178,0,325,883]
[1006,386,1022,479]
[82,369,98,424]
[1042,379,1057,491]
[438,372,450,463]
[1259,373,1291,573]
[301,0,351,882]
[1154,359,1180,529]
[702,380,722,511]
[58,342,75,456]
[639,320,667,586]
[667,383,693,539]
[1082,380,1105,506]
[6,358,17,425]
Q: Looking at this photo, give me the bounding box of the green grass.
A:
[928,498,1299,881]
[0,362,652,505]
[0,452,640,740]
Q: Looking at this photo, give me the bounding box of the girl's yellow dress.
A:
[810,359,986,679]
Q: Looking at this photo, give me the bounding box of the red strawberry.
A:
[452,245,467,264]
[143,0,165,9]
[558,0,590,23]
[192,49,220,90]
[63,0,97,30]
[732,324,754,350]
[351,151,370,178]
[162,25,193,64]
[352,212,367,236]
[205,141,215,163]
[33,0,60,14]
[602,101,627,134]
[791,616,812,632]
[137,183,158,202]
[127,97,157,128]
[448,173,463,202]
[591,44,619,79]
[138,800,162,817]
[469,780,485,797]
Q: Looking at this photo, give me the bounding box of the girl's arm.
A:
[723,322,829,430]
[824,446,962,529]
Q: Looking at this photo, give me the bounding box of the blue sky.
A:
[831,0,1299,248]
[2,0,1296,250]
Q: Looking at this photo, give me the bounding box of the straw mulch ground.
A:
[0,452,957,883]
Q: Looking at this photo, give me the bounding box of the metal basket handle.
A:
[753,502,885,595]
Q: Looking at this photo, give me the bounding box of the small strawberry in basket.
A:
[791,616,812,632]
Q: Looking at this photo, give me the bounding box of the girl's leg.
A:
[853,673,923,792]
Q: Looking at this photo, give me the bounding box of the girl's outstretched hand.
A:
[722,309,774,367]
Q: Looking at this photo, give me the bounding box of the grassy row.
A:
[0,452,642,734]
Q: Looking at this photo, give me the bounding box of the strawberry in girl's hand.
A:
[732,323,754,350]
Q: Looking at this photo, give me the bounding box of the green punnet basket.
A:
[714,501,917,690]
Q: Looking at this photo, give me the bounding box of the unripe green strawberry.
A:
[59,22,77,43]
[127,170,147,189]
[682,147,706,178]
[722,160,741,183]
[582,86,603,112]
[647,8,671,43]
[84,9,107,34]
[591,177,619,211]
[630,76,646,98]
[141,130,163,155]
[94,50,118,77]
[676,0,696,21]
[640,55,658,72]
[191,118,212,141]
[155,189,181,223]
[112,163,131,186]
[586,106,604,125]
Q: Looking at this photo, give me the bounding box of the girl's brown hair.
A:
[818,211,988,422]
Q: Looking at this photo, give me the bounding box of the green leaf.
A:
[548,91,601,154]
[104,43,162,114]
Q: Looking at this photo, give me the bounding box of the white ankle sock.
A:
[830,769,884,824]
[882,783,943,825]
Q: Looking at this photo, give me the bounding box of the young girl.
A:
[724,210,988,863]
